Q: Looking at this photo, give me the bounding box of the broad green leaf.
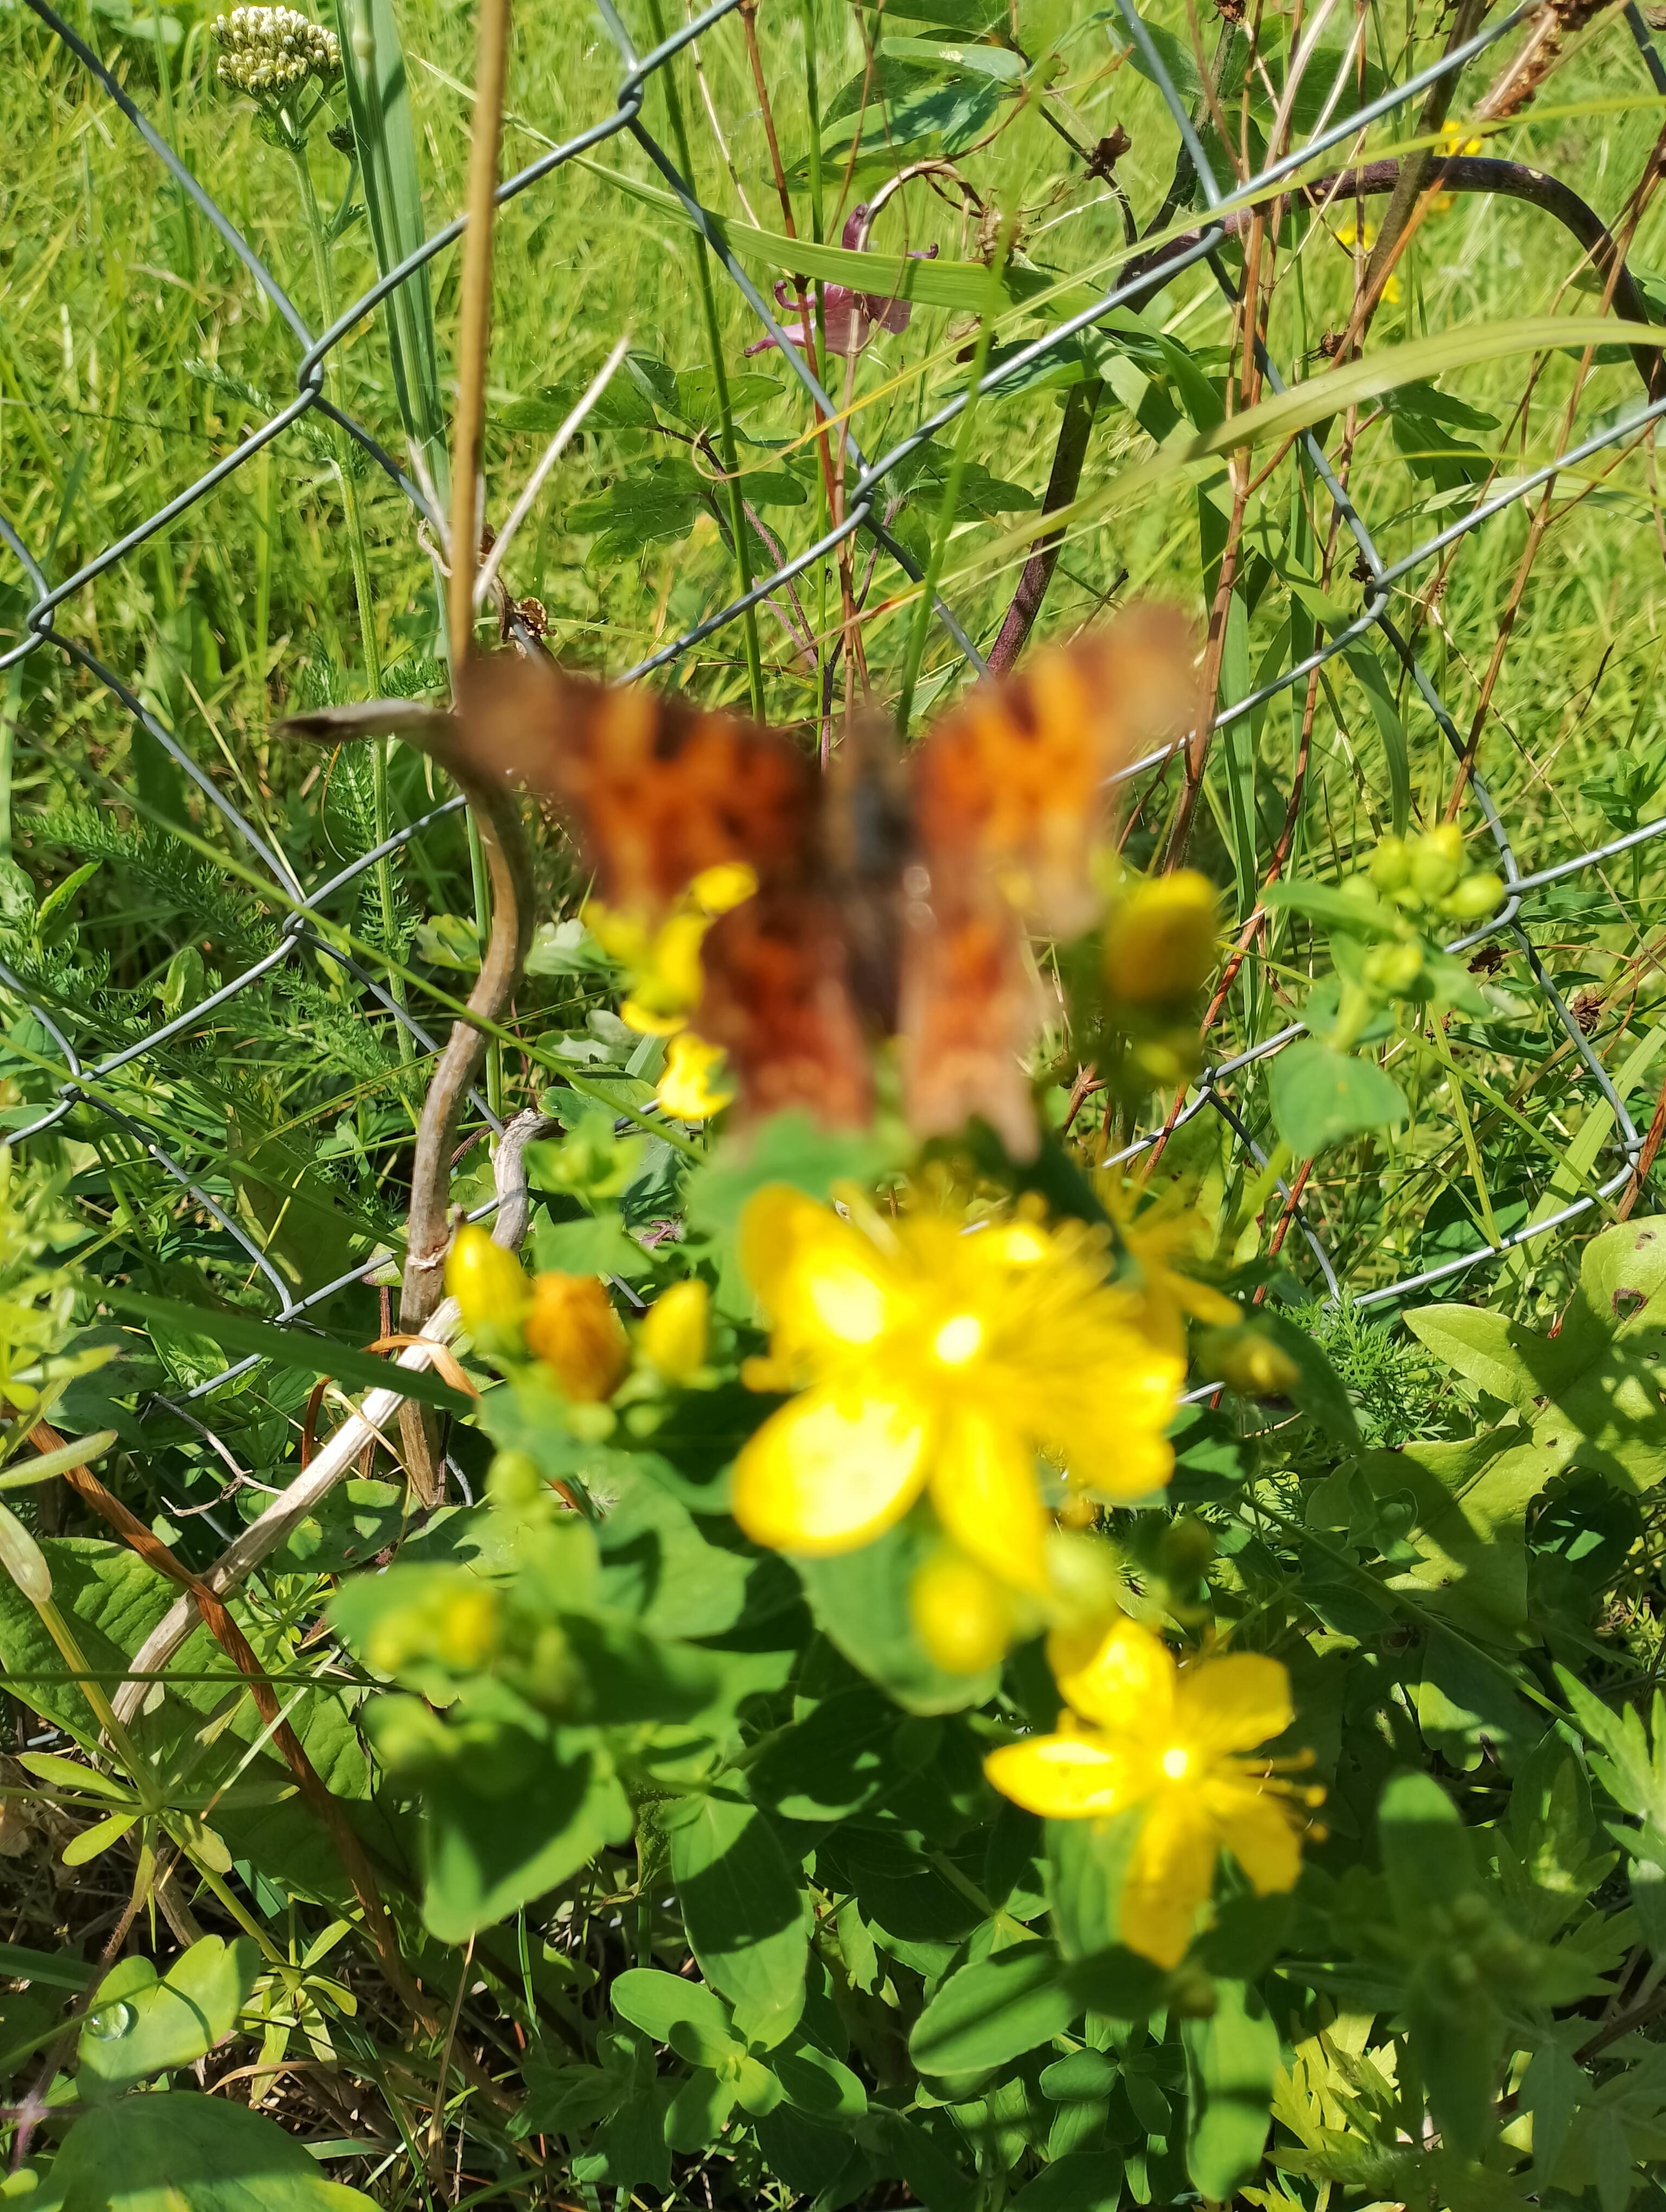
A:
[665,1791,810,2046]
[595,1469,751,1639]
[1379,1770,1475,1922]
[413,1726,632,1944]
[1007,2153,1125,2212]
[772,2037,868,2119]
[611,1967,737,2061]
[665,2068,736,2155]
[1270,1041,1408,1159]
[78,1937,260,2100]
[1181,1978,1279,2201]
[796,1519,999,1715]
[1405,1306,1546,1411]
[1262,880,1392,937]
[909,1941,1078,2079]
[101,1289,470,1413]
[1348,1429,1559,1642]
[40,2090,376,2209]
[751,1688,902,1821]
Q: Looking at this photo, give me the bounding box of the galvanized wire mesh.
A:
[6,0,1666,1418]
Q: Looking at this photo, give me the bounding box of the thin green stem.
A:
[287,130,413,1062]
[896,221,1014,733]
[645,0,765,718]
[1427,1012,1501,1248]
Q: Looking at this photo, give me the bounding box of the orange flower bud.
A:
[524,1273,631,1402]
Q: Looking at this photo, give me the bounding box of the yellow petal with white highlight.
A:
[1174,1653,1292,1757]
[1053,1613,1176,1732]
[931,1410,1050,1594]
[731,1387,928,1555]
[985,1728,1132,1818]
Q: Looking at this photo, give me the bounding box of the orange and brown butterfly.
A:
[456,611,1197,1159]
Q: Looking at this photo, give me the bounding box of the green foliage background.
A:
[7,0,1666,2206]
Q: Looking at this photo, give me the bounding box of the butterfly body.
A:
[458,611,1195,1158]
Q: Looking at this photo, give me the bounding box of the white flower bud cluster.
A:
[212,7,341,100]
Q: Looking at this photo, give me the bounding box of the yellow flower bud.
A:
[446,1223,531,1335]
[524,1272,632,1402]
[1368,835,1411,893]
[1199,1326,1301,1397]
[1363,940,1425,997]
[911,1547,1014,1675]
[433,1584,501,1670]
[1444,870,1504,922]
[1409,824,1464,902]
[1103,871,1220,1009]
[641,1278,710,1384]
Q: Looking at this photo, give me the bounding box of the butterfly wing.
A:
[898,608,1196,1157]
[908,607,1197,940]
[697,889,874,1130]
[898,874,1047,1160]
[458,652,819,916]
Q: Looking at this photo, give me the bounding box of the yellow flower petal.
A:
[731,1386,928,1555]
[985,1728,1131,1818]
[1120,1790,1216,1966]
[1173,1652,1292,1756]
[1052,1613,1176,1732]
[689,861,759,915]
[1206,1780,1304,1895]
[656,1031,733,1121]
[931,1409,1049,1594]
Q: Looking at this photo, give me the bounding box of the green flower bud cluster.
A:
[1364,825,1503,925]
[212,7,341,100]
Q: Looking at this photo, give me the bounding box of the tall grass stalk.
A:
[644,0,765,717]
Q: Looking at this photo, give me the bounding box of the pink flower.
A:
[747,204,939,359]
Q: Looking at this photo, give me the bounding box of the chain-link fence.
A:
[5,0,1666,1422]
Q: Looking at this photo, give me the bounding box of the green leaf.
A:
[751,1688,902,1821]
[1181,1977,1279,2201]
[1007,2152,1125,2212]
[1342,647,1411,838]
[412,1726,632,1944]
[0,1941,94,1991]
[78,1938,260,2101]
[39,2090,376,2208]
[909,1941,1078,2079]
[1263,880,1393,937]
[100,1290,470,1413]
[665,1791,810,2046]
[684,1112,902,1239]
[1379,1770,1475,1922]
[795,1519,999,1714]
[1269,1041,1408,1159]
[612,1969,739,2065]
[595,1469,752,1639]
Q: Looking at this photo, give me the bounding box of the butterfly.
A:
[456,611,1196,1160]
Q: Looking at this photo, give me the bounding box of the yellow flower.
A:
[641,1278,711,1384]
[1103,871,1220,1011]
[656,1031,734,1122]
[524,1273,631,1401]
[585,864,759,1038]
[985,1616,1313,1967]
[730,1191,1186,1590]
[1439,118,1484,158]
[1100,1182,1240,1360]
